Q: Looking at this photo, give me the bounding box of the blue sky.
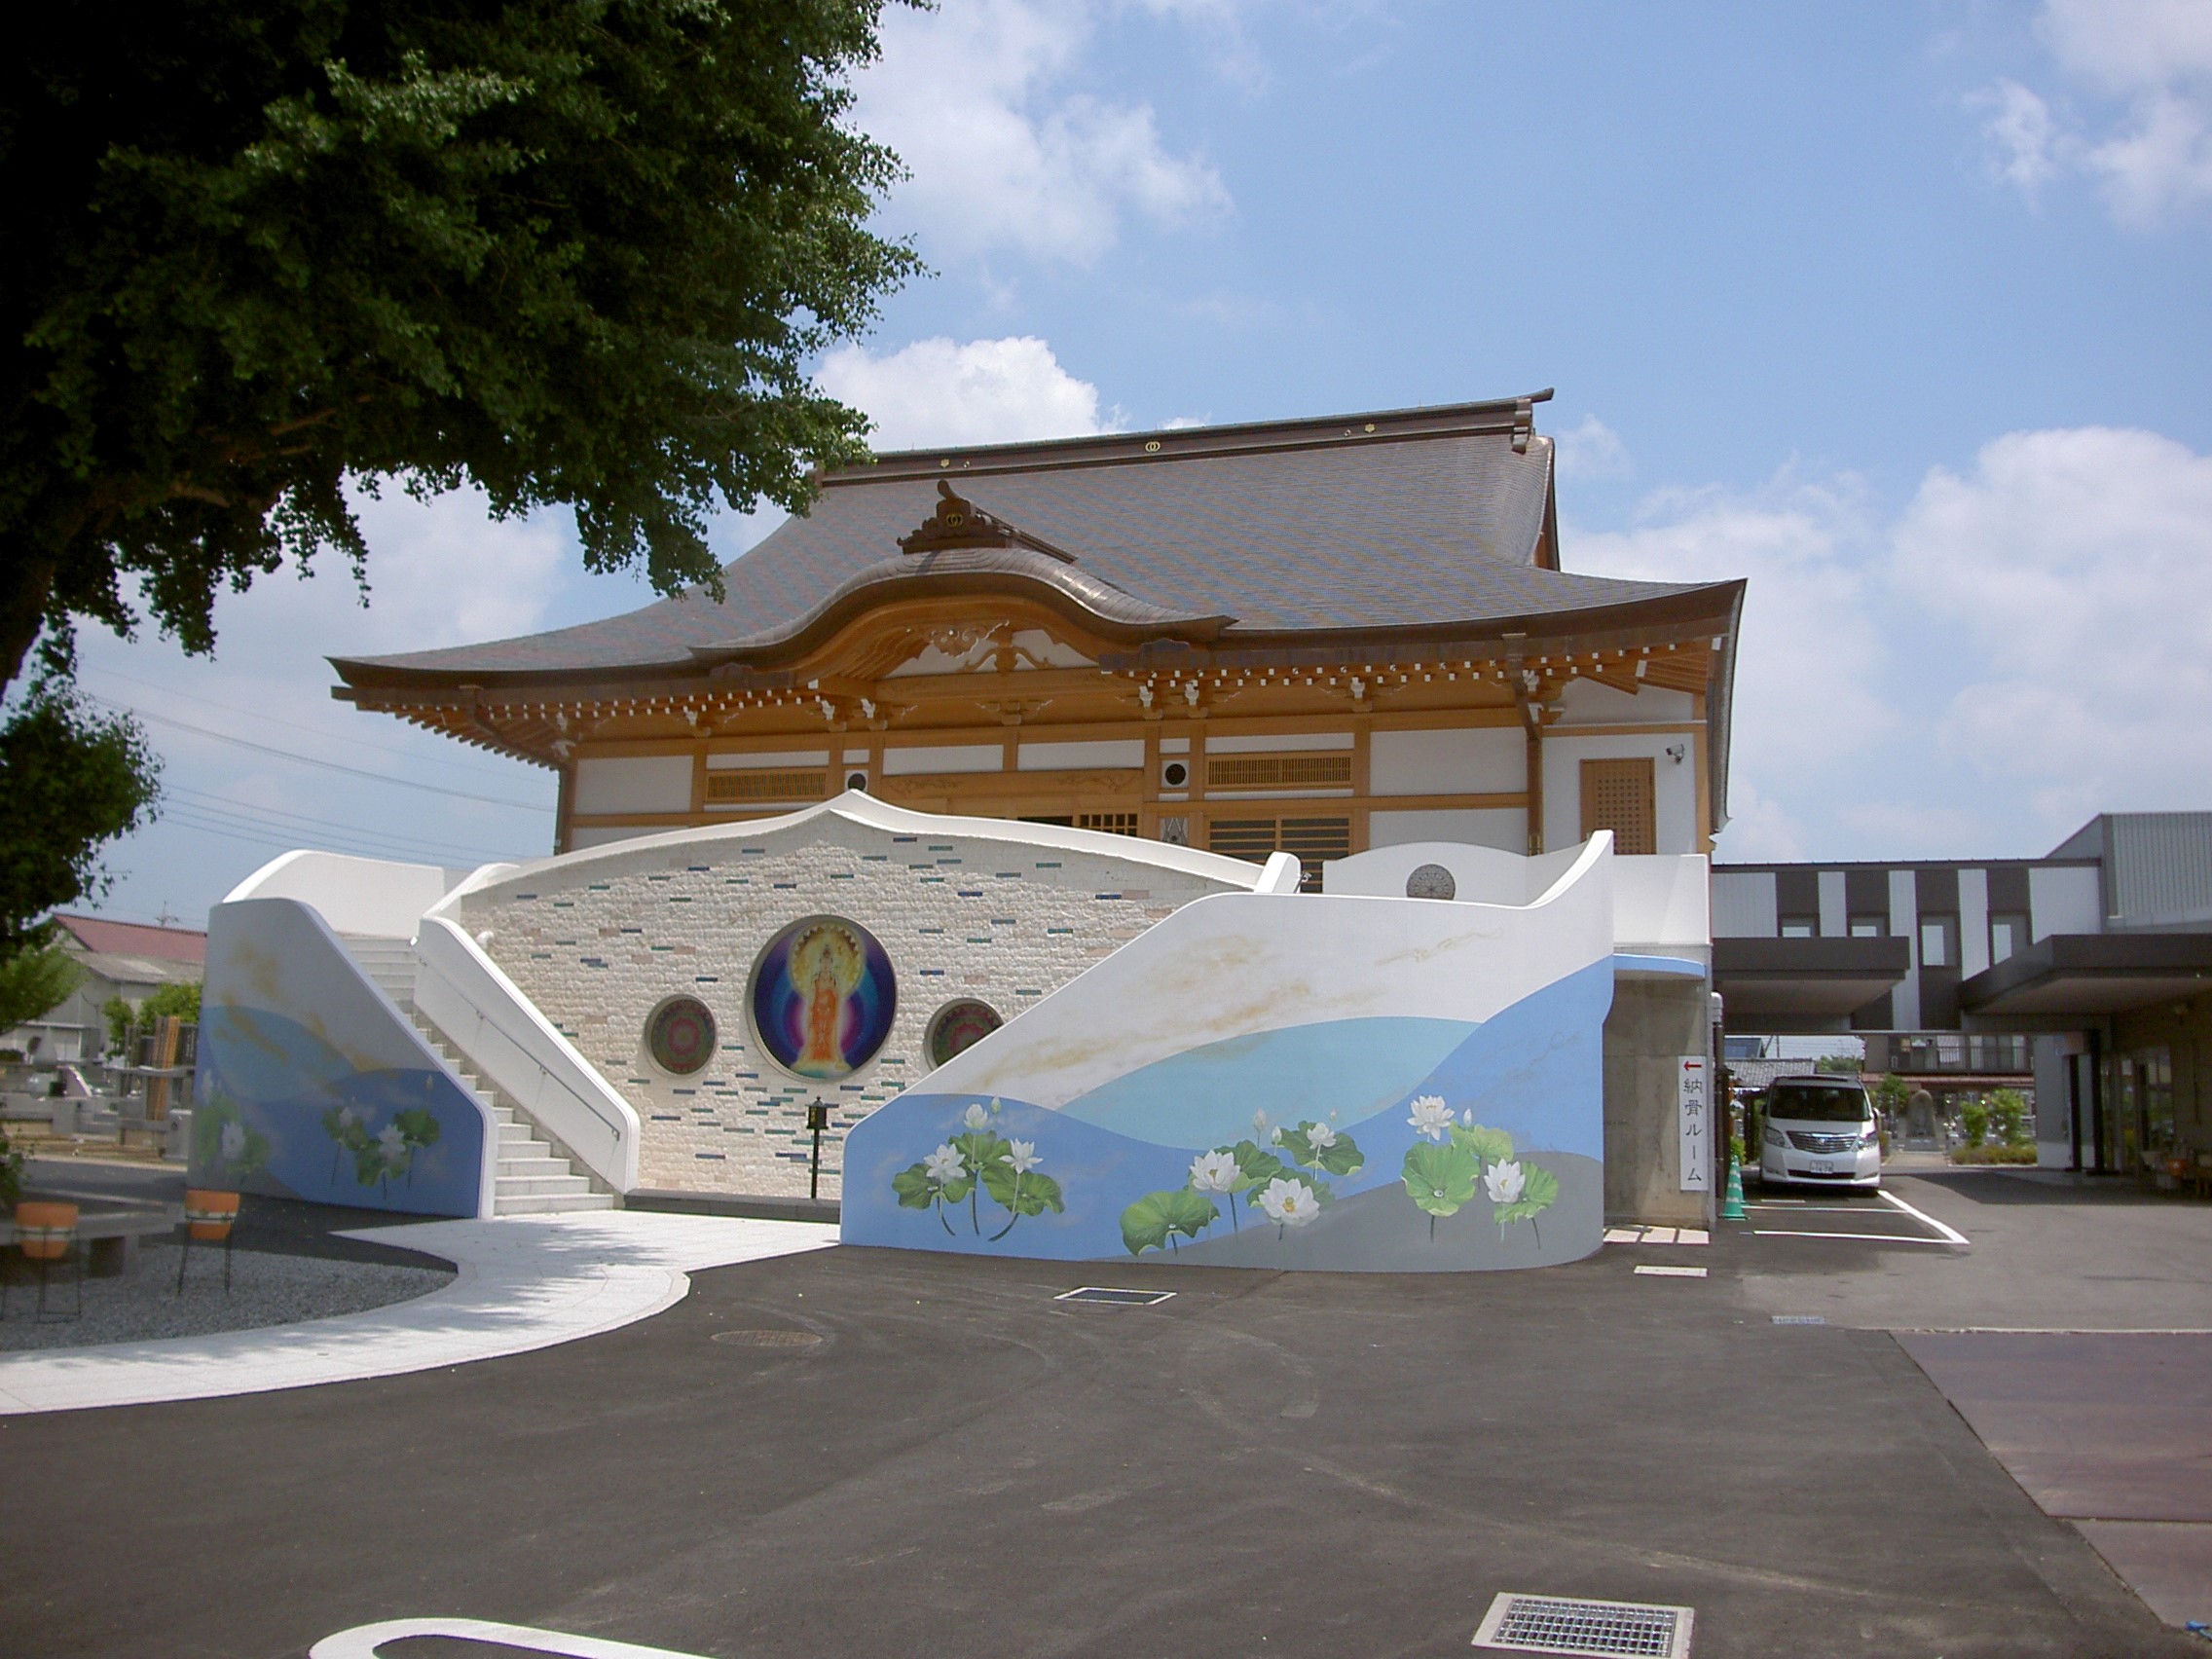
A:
[68,0,2212,927]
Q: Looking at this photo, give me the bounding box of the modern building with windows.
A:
[1712,813,2212,1179]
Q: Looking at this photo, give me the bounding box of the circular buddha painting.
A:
[646,996,718,1076]
[925,999,1004,1069]
[748,915,897,1081]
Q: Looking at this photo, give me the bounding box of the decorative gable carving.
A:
[899,481,1077,563]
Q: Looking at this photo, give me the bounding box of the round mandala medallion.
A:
[1405,863,1457,902]
[925,999,1004,1069]
[647,996,718,1075]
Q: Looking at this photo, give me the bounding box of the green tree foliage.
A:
[0,683,159,946]
[1986,1088,2031,1147]
[0,936,84,1031]
[1871,1072,1911,1119]
[138,980,203,1024]
[103,994,135,1053]
[2,0,920,691]
[1960,1099,1989,1148]
[1815,1051,1863,1075]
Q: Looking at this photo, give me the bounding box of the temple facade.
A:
[333,393,1746,885]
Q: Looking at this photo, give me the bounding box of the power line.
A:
[164,793,524,867]
[87,696,554,811]
[83,665,530,781]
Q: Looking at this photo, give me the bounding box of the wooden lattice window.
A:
[704,768,829,804]
[1206,754,1352,790]
[1205,816,1350,892]
[1580,757,1656,855]
[1076,812,1140,836]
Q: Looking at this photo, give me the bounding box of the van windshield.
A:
[1767,1085,1870,1123]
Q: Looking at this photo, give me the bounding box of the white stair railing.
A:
[412,915,641,1194]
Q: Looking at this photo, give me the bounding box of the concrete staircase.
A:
[341,936,615,1216]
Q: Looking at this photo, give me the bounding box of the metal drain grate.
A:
[1053,1286,1175,1307]
[1473,1594,1693,1658]
[711,1329,823,1347]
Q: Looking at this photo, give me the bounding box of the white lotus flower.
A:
[962,1102,990,1131]
[924,1143,965,1184]
[1256,1177,1320,1228]
[337,1107,359,1129]
[1307,1123,1338,1151]
[1007,1139,1041,1174]
[379,1123,408,1165]
[1408,1095,1453,1142]
[1485,1159,1527,1204]
[1189,1150,1238,1193]
[220,1120,246,1161]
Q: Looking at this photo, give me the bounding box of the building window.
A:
[1919,914,1958,968]
[1579,757,1657,855]
[1848,915,1883,939]
[1207,816,1350,892]
[1076,812,1139,836]
[1779,915,1817,939]
[1989,913,2028,964]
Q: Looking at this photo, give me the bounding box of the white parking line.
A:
[1878,1187,1971,1246]
[1751,1230,1954,1245]
[313,1618,708,1658]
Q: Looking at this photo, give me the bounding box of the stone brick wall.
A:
[455,812,1243,1197]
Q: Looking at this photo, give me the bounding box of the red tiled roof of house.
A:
[54,914,206,966]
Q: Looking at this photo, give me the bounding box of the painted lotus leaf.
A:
[1494,1161,1561,1226]
[1277,1122,1366,1178]
[892,1164,938,1209]
[952,1129,1012,1176]
[1455,1123,1516,1165]
[1228,1139,1286,1193]
[394,1107,441,1148]
[1121,1187,1220,1256]
[1401,1140,1480,1217]
[981,1161,1066,1218]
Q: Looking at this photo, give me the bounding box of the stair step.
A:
[497,1173,594,1197]
[497,1123,540,1144]
[496,1192,618,1215]
[497,1156,573,1178]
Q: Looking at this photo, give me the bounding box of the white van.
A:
[1758,1076,1883,1191]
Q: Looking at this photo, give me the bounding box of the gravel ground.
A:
[0,1238,453,1353]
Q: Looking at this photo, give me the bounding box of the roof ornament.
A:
[898,480,1077,563]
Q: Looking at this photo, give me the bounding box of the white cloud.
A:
[1552,415,1631,483]
[1897,425,2212,830]
[855,0,1230,264]
[817,336,1112,450]
[1571,424,2212,860]
[1972,0,2212,222]
[1573,473,1890,819]
[1972,80,2064,196]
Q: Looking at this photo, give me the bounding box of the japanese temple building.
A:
[332,393,1747,883]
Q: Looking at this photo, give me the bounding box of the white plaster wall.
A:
[1614,855,1712,960]
[932,836,1616,1112]
[882,744,1003,775]
[2030,865,2104,940]
[1369,727,1523,795]
[453,804,1254,1197]
[1542,733,1698,855]
[1551,680,1695,725]
[1889,869,1921,1030]
[1017,739,1145,770]
[569,826,659,851]
[1206,731,1353,753]
[574,756,693,816]
[223,850,465,940]
[1368,808,1525,852]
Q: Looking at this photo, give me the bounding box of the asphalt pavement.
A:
[4,1169,2199,1659]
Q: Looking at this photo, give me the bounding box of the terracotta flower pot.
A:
[183,1190,240,1242]
[13,1201,78,1261]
